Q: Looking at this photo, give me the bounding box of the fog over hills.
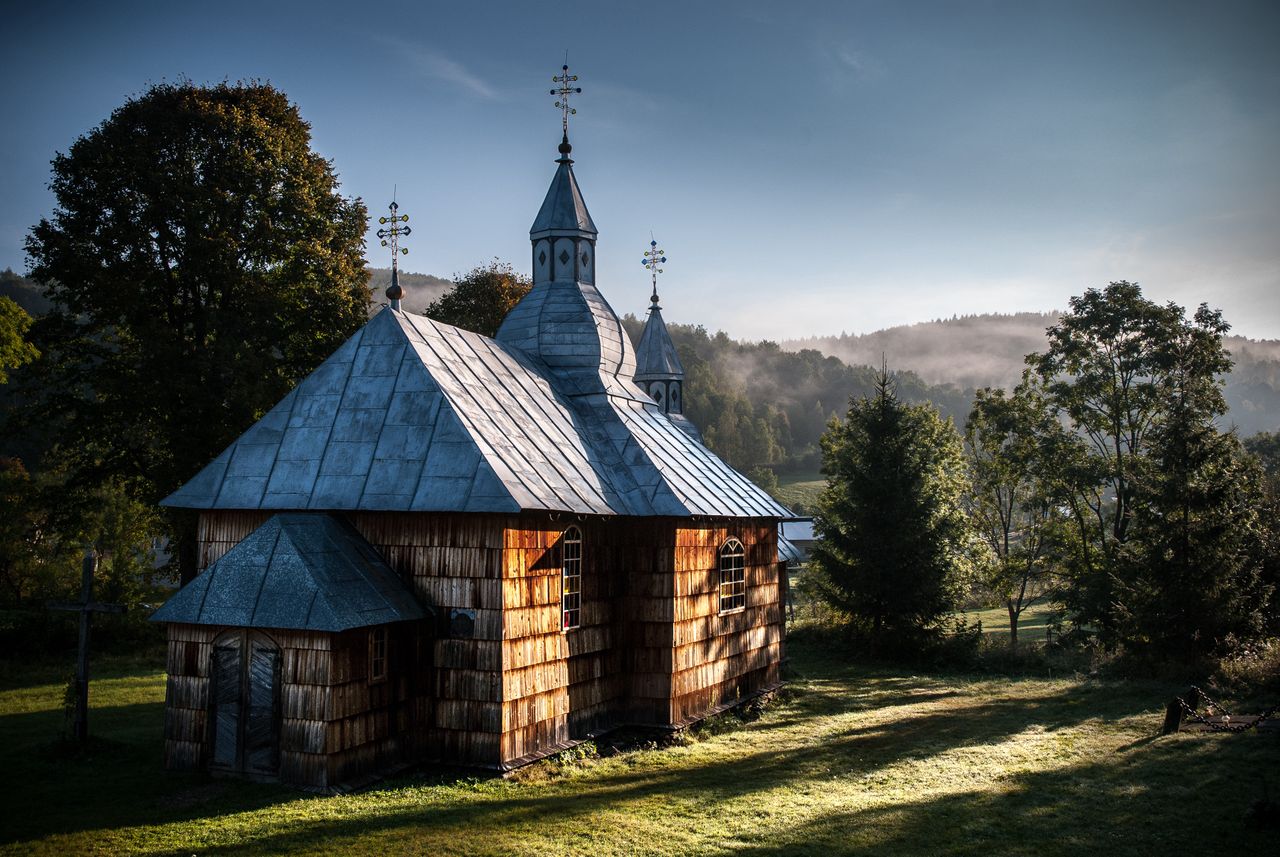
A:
[365,268,451,314]
[7,266,1277,438]
[784,313,1280,437]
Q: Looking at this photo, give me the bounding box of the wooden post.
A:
[1161,698,1184,735]
[47,548,125,742]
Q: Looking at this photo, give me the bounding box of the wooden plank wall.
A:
[670,520,783,725]
[346,512,505,768]
[500,523,570,762]
[163,623,214,772]
[163,622,423,790]
[621,520,678,726]
[196,511,270,570]
[191,511,785,772]
[321,624,425,788]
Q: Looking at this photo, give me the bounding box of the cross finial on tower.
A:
[377,194,411,310]
[551,62,582,156]
[642,237,667,306]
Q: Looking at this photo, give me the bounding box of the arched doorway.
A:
[209,630,280,776]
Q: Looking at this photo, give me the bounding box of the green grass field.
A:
[961,602,1056,643]
[774,477,824,514]
[2,638,1275,855]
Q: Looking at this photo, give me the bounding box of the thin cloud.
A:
[817,38,886,91]
[377,36,499,100]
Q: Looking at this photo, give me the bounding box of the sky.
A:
[2,0,1278,340]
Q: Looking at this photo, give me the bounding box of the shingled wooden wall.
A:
[162,622,422,791]
[670,520,783,725]
[190,510,784,773]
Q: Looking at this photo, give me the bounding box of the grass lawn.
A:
[2,639,1276,856]
[961,602,1057,644]
[774,472,824,514]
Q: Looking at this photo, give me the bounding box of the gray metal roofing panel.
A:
[150,514,425,631]
[164,303,790,520]
[778,533,804,564]
[635,306,685,379]
[781,519,816,542]
[529,159,598,238]
[403,312,619,515]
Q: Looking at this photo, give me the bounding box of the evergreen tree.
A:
[810,368,973,651]
[1117,306,1272,659]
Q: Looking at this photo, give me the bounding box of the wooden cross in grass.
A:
[47,548,125,743]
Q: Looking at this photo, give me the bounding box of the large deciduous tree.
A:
[21,81,369,578]
[810,368,974,651]
[1031,283,1276,655]
[424,260,531,337]
[964,379,1069,649]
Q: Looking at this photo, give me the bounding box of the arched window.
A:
[719,538,746,613]
[562,526,583,630]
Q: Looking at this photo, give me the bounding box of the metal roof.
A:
[149,513,425,631]
[778,533,805,564]
[529,157,597,239]
[781,519,816,543]
[634,303,685,381]
[163,149,789,521]
[495,278,637,381]
[163,304,789,519]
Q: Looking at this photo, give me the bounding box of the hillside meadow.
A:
[1,635,1275,856]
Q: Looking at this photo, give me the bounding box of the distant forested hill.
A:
[785,313,1280,437]
[0,269,53,316]
[366,267,451,314]
[621,316,972,475]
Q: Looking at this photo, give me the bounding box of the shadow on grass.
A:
[0,700,308,846]
[145,701,1280,857]
[112,673,1204,854]
[5,641,1271,855]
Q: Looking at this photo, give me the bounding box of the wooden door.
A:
[209,631,280,775]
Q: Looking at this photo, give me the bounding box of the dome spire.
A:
[376,190,411,311]
[642,236,667,307]
[551,60,581,161]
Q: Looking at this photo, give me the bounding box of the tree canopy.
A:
[19,81,369,578]
[0,297,38,385]
[423,260,531,337]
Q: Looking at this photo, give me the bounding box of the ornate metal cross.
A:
[551,63,582,138]
[47,548,125,743]
[642,238,667,305]
[376,198,411,271]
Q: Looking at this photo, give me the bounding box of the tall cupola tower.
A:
[496,64,636,387]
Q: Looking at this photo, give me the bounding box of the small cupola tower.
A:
[634,239,684,413]
[634,239,702,440]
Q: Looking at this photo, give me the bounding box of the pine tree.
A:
[810,368,973,651]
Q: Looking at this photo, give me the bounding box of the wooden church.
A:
[151,86,792,791]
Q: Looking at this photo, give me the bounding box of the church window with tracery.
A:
[719,538,746,613]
